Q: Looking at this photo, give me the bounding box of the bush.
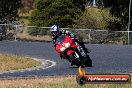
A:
[29,0,85,28]
[27,27,48,36]
[74,7,114,29]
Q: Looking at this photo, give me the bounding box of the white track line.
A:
[42,60,56,70]
[0,58,56,74]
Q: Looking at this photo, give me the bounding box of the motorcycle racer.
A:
[50,25,74,46]
[50,24,90,59]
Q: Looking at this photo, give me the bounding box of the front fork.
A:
[77,46,87,58]
[73,52,80,61]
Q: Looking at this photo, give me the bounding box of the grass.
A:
[17,11,52,41]
[16,29,52,41]
[0,54,41,71]
[0,76,131,88]
[0,54,131,88]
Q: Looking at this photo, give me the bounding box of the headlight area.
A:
[60,47,66,52]
[65,42,70,48]
[60,42,70,52]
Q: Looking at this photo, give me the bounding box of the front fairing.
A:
[55,34,75,53]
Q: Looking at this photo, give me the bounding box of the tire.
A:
[84,55,92,67]
[0,36,3,41]
[68,52,82,67]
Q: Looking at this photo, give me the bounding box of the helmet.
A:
[50,25,59,37]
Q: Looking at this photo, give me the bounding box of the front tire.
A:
[68,52,82,67]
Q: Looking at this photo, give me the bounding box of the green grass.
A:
[0,76,131,88]
[0,54,41,71]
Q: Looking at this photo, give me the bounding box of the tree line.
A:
[0,0,131,30]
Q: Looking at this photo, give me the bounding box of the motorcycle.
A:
[54,34,92,67]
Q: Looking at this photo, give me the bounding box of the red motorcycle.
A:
[55,34,92,67]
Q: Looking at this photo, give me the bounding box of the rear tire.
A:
[0,36,3,41]
[84,55,92,67]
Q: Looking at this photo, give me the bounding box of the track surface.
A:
[0,41,132,77]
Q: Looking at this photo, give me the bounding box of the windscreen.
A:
[55,34,65,44]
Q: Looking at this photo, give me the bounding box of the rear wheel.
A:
[84,55,92,67]
[0,36,3,41]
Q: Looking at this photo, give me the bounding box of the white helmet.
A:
[50,25,58,32]
[50,24,59,37]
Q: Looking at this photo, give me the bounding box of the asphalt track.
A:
[0,41,132,78]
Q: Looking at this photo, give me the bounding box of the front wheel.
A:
[68,52,82,67]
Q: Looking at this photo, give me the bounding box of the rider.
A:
[50,24,90,59]
[50,24,74,46]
